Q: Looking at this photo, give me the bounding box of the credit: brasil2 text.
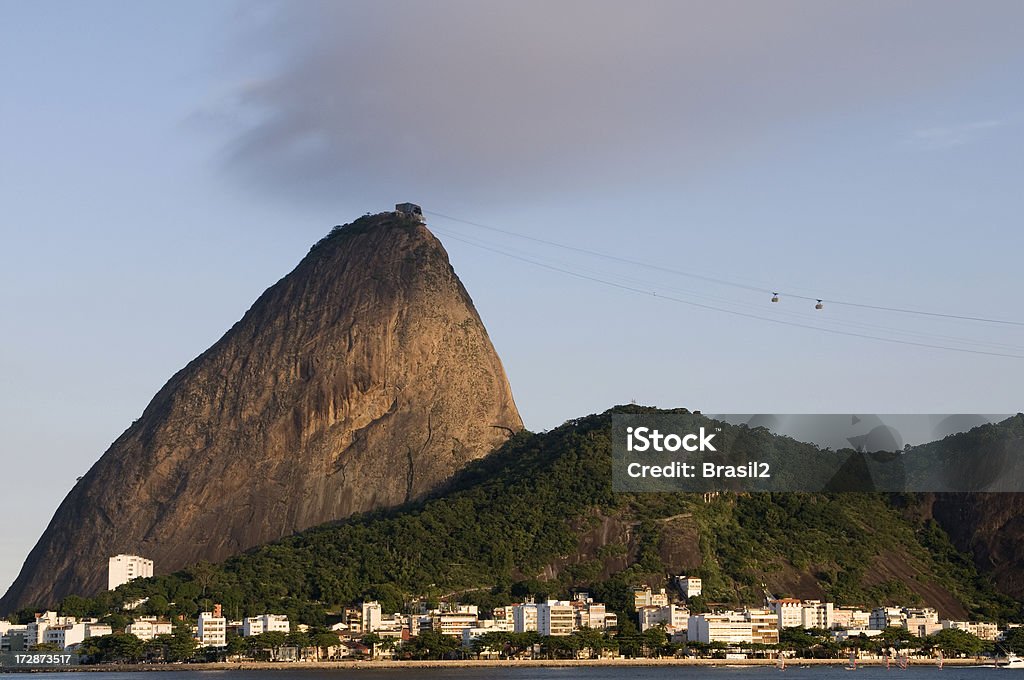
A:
[626,460,771,478]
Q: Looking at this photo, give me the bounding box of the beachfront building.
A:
[537,600,575,637]
[243,614,291,637]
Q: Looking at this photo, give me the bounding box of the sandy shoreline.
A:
[43,657,990,672]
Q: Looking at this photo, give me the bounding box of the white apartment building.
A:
[513,603,538,633]
[197,612,227,647]
[747,608,781,645]
[361,602,382,634]
[904,608,941,637]
[688,612,753,645]
[43,623,87,650]
[801,600,834,629]
[770,598,803,629]
[576,601,609,630]
[832,608,871,630]
[492,607,514,628]
[86,624,112,638]
[638,604,689,634]
[537,600,575,636]
[677,576,703,599]
[408,614,434,636]
[633,587,669,609]
[869,607,906,630]
[108,554,154,590]
[433,612,479,637]
[243,614,291,637]
[127,620,173,641]
[942,620,999,641]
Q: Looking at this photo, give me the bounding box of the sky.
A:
[2,0,1024,597]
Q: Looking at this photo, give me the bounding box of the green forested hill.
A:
[45,407,1022,626]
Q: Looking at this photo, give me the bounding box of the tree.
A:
[79,633,145,664]
[225,631,248,658]
[362,632,382,659]
[100,613,131,633]
[1003,627,1024,655]
[928,629,987,657]
[59,595,95,619]
[166,622,198,662]
[311,631,340,660]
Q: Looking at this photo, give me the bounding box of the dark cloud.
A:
[212,0,1024,205]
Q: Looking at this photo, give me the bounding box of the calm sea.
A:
[0,667,1008,680]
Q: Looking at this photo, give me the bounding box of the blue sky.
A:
[2,0,1023,597]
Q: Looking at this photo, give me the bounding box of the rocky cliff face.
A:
[1,212,522,612]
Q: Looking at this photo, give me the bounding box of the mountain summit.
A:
[1,210,522,612]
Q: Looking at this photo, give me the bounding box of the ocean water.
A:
[0,666,1007,680]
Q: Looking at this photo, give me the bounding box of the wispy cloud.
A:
[908,119,1004,149]
[206,1,1024,205]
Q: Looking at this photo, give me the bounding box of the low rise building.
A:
[687,612,753,645]
[832,607,871,630]
[769,599,803,629]
[242,614,291,637]
[942,620,999,641]
[677,576,702,599]
[869,607,905,630]
[433,612,479,637]
[638,604,689,635]
[633,587,670,609]
[128,620,173,641]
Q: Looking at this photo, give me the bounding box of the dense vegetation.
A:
[16,407,1020,627]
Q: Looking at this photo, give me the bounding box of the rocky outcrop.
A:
[1,212,522,612]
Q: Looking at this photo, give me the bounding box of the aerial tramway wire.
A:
[428,225,1024,360]
[425,209,1024,328]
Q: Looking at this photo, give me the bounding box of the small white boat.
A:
[999,653,1024,669]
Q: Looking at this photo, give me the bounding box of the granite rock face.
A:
[1,212,522,612]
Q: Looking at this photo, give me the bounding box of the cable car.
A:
[815,299,824,310]
[771,293,779,303]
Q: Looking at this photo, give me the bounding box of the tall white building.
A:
[361,601,382,634]
[513,603,538,633]
[197,612,226,647]
[108,554,154,590]
[537,600,575,636]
